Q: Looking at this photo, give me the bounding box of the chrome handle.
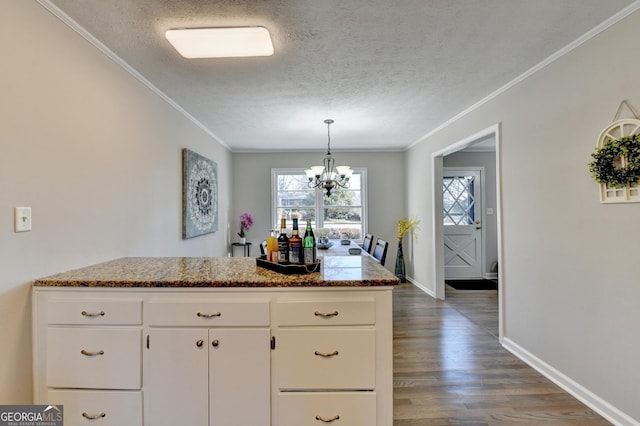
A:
[314,311,339,318]
[475,220,481,230]
[197,312,221,318]
[315,415,340,422]
[212,339,219,347]
[80,349,104,356]
[82,412,106,419]
[314,350,339,358]
[196,339,204,347]
[81,310,105,317]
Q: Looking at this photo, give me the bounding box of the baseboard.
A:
[405,276,435,298]
[502,338,639,426]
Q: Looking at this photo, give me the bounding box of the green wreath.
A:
[589,134,640,187]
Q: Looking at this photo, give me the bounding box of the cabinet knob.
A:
[212,339,219,347]
[315,415,340,422]
[82,412,106,419]
[196,339,204,347]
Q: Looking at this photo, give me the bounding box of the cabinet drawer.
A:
[47,390,142,426]
[48,299,142,325]
[147,299,270,326]
[46,327,141,389]
[277,299,375,326]
[279,392,376,426]
[277,328,375,390]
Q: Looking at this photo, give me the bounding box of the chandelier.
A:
[305,119,353,196]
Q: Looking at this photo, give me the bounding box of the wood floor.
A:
[392,283,611,425]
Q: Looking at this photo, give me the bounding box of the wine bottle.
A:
[288,218,303,264]
[277,218,289,264]
[303,219,316,264]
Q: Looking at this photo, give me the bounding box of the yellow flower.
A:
[397,216,420,240]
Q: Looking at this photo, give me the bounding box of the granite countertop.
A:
[33,256,400,288]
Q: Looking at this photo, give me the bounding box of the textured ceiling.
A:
[42,0,636,152]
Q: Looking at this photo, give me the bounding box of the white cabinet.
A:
[274,295,391,425]
[33,287,393,426]
[35,297,143,426]
[144,298,271,426]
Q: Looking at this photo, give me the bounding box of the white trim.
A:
[432,124,504,341]
[407,1,640,150]
[503,338,640,426]
[405,277,435,299]
[483,272,498,280]
[35,0,231,152]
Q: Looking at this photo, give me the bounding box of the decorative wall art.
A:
[182,148,218,238]
[589,101,640,204]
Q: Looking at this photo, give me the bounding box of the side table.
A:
[231,242,252,257]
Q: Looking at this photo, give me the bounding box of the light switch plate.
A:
[14,207,32,232]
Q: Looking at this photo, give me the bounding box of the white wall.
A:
[232,152,405,271]
[406,10,640,424]
[443,150,498,278]
[0,1,231,403]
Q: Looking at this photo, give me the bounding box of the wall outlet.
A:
[14,207,32,232]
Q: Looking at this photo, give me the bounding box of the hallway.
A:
[392,283,610,425]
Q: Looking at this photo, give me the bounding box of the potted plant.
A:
[395,216,420,282]
[238,212,253,244]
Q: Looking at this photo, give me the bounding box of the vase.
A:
[239,237,246,245]
[394,239,406,282]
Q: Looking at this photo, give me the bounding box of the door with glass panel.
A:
[443,168,483,279]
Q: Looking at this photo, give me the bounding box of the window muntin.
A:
[272,169,367,240]
[443,175,476,225]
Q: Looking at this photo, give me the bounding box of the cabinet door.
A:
[145,329,208,426]
[209,328,270,426]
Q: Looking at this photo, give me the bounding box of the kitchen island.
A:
[33,255,398,426]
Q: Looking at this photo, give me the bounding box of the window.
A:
[272,168,367,240]
[443,175,476,225]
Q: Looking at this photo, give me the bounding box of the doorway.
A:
[432,124,503,341]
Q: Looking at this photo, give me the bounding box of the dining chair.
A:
[372,238,389,266]
[362,233,374,254]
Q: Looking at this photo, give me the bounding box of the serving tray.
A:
[256,256,321,275]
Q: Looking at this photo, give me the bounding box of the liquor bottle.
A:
[303,219,316,264]
[267,229,278,262]
[288,218,303,264]
[277,218,289,264]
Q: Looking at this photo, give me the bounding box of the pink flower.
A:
[238,212,253,237]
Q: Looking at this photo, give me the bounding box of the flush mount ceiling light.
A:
[165,27,274,58]
[305,119,353,196]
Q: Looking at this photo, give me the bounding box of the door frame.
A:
[443,166,485,279]
[431,123,504,342]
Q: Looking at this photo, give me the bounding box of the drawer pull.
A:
[80,349,105,356]
[197,312,222,318]
[314,311,339,318]
[212,339,219,347]
[196,339,204,347]
[81,310,105,317]
[314,350,339,358]
[315,415,340,422]
[82,412,106,419]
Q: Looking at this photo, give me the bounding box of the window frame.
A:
[271,168,368,241]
